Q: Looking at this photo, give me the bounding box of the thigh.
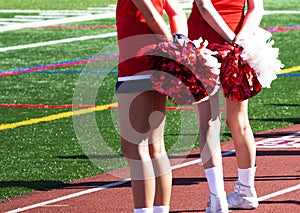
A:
[118,91,166,153]
[195,92,221,126]
[225,97,250,129]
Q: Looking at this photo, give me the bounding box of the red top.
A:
[116,0,165,77]
[188,0,246,44]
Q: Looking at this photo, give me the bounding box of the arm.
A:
[195,0,235,42]
[164,0,188,35]
[131,0,173,40]
[235,0,264,41]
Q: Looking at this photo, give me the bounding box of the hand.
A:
[173,33,196,49]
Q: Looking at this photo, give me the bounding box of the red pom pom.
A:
[145,42,219,105]
[209,43,262,102]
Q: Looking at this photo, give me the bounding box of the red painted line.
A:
[30,25,116,29]
[167,106,195,111]
[0,103,196,111]
[264,25,300,33]
[0,103,95,109]
[0,55,118,77]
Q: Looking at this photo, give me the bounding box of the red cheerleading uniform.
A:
[116,0,165,78]
[188,0,263,102]
[188,0,246,44]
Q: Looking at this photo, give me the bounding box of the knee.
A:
[121,137,149,161]
[226,118,250,135]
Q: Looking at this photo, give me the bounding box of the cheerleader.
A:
[188,0,264,212]
[116,0,188,212]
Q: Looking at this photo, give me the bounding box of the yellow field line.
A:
[1,65,299,131]
[276,66,300,74]
[0,103,117,131]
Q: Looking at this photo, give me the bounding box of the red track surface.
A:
[1,125,299,213]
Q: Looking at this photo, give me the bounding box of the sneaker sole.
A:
[228,203,259,210]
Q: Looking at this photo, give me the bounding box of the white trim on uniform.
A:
[118,74,151,82]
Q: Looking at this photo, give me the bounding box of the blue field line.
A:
[276,73,300,77]
[25,69,300,77]
[0,53,118,75]
[24,70,118,75]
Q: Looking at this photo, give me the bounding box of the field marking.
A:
[0,9,114,13]
[0,54,118,76]
[0,7,299,32]
[0,103,196,131]
[4,179,131,213]
[277,66,300,74]
[0,103,117,131]
[0,13,115,33]
[1,24,300,53]
[264,10,300,15]
[255,131,300,148]
[0,103,196,111]
[257,184,300,201]
[0,32,117,52]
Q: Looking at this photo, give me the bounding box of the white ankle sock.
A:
[153,205,170,213]
[134,207,153,213]
[238,167,256,188]
[205,167,226,196]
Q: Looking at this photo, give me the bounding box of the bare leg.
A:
[224,98,256,168]
[195,93,228,212]
[118,91,170,208]
[195,93,222,168]
[225,98,258,209]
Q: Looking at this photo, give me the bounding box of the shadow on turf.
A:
[250,117,300,124]
[1,173,298,192]
[0,180,131,191]
[266,103,300,107]
[259,200,300,205]
[223,175,300,182]
[57,149,300,161]
[57,154,205,159]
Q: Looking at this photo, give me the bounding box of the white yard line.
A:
[0,32,117,52]
[0,13,115,33]
[264,10,300,15]
[258,184,300,201]
[1,6,299,33]
[5,179,131,213]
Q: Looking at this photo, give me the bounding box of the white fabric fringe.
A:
[236,27,284,88]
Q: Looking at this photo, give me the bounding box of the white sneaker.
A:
[205,193,228,213]
[227,180,259,209]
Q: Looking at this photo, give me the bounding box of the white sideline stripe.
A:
[4,179,131,213]
[0,10,106,13]
[0,32,117,52]
[0,13,115,33]
[4,150,234,213]
[0,18,44,22]
[258,184,300,201]
[264,10,300,15]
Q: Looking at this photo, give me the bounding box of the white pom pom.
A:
[238,27,284,88]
